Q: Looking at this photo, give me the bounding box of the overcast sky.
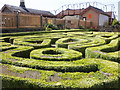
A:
[0,0,119,19]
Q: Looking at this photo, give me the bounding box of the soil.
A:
[47,73,62,82]
[1,65,41,79]
[98,25,120,32]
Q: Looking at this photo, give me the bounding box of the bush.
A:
[112,19,120,26]
[79,25,85,29]
[85,38,120,62]
[44,24,58,31]
[14,37,51,49]
[30,48,82,61]
[1,58,119,88]
[1,31,119,88]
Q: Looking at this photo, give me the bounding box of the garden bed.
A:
[0,30,119,88]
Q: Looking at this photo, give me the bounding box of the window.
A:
[83,17,86,21]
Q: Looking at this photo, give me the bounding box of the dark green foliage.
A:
[0,30,119,88]
[30,48,82,61]
[112,19,120,26]
[44,24,59,31]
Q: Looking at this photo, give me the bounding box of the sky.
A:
[0,0,119,19]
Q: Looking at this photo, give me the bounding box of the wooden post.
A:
[64,19,66,29]
[54,18,56,25]
[16,12,19,28]
[40,15,43,28]
[78,19,80,29]
[45,17,48,24]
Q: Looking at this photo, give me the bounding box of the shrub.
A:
[14,37,51,49]
[1,58,119,88]
[85,38,120,62]
[112,19,120,26]
[44,24,58,31]
[1,31,119,88]
[30,48,82,61]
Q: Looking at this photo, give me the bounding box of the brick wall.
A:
[82,9,99,28]
[1,13,92,30]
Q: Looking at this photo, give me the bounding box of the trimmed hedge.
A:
[0,58,119,88]
[68,37,106,56]
[14,38,51,48]
[30,48,82,61]
[85,38,120,62]
[94,32,119,43]
[56,37,92,48]
[67,32,95,37]
[0,37,12,46]
[1,31,120,88]
[1,46,17,52]
[1,29,83,37]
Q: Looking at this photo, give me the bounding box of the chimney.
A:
[20,0,25,8]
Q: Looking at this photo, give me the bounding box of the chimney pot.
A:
[20,0,25,8]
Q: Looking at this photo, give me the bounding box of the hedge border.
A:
[14,38,51,48]
[85,38,120,62]
[0,58,119,88]
[30,48,82,61]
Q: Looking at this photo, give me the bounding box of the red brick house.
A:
[57,6,115,28]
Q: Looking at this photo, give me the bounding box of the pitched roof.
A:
[56,9,84,18]
[2,4,27,13]
[1,4,54,17]
[81,6,110,16]
[56,5,111,18]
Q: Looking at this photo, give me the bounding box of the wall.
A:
[0,13,65,29]
[99,14,109,26]
[118,1,120,21]
[82,9,99,27]
[1,13,92,30]
[63,15,79,20]
[1,13,17,29]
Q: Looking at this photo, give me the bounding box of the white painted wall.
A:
[99,14,109,26]
[63,15,79,20]
[118,1,120,21]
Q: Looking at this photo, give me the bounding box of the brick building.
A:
[57,6,115,28]
[0,0,116,29]
[1,0,54,18]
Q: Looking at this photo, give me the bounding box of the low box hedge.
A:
[30,48,82,61]
[0,58,119,88]
[68,37,106,56]
[14,37,51,49]
[85,38,120,62]
[1,31,120,88]
[56,37,92,48]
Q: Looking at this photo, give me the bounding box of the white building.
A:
[118,1,120,21]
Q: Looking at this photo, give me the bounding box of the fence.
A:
[0,13,92,29]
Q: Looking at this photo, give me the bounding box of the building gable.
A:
[1,4,54,17]
[2,7,12,13]
[82,9,99,27]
